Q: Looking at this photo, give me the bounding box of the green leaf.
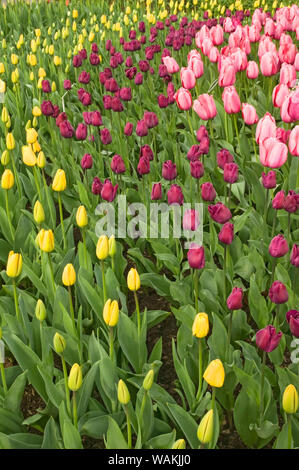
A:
[105,416,128,449]
[4,371,27,414]
[42,417,63,449]
[62,421,83,449]
[166,403,198,449]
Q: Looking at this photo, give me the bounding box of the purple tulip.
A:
[269,281,289,304]
[256,325,282,352]
[187,244,205,269]
[269,234,289,258]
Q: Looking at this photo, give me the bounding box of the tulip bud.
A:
[143,369,154,391]
[37,151,46,168]
[32,106,42,117]
[37,229,54,252]
[6,133,15,150]
[282,385,299,414]
[96,235,109,260]
[203,359,225,388]
[256,325,282,352]
[6,251,22,278]
[0,328,2,340]
[197,409,214,444]
[117,379,130,405]
[22,145,37,166]
[1,150,10,166]
[35,299,46,322]
[103,299,119,327]
[127,268,140,291]
[62,263,76,286]
[1,169,14,189]
[172,439,186,449]
[1,106,9,123]
[192,313,209,338]
[52,169,66,191]
[109,235,116,257]
[68,363,82,391]
[25,120,32,131]
[33,201,45,224]
[53,332,66,354]
[76,205,88,228]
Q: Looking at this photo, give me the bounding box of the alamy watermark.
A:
[95,195,203,249]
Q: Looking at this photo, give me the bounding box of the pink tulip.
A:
[289,126,299,157]
[272,83,289,107]
[210,24,224,46]
[248,24,261,42]
[218,63,236,87]
[287,89,299,121]
[222,86,241,114]
[260,51,280,76]
[209,47,220,63]
[188,56,204,78]
[295,53,299,71]
[280,94,293,123]
[193,94,217,120]
[256,112,276,144]
[279,63,297,87]
[174,88,192,111]
[241,103,259,125]
[259,137,288,168]
[162,56,179,74]
[246,60,259,79]
[180,67,196,90]
[278,43,296,64]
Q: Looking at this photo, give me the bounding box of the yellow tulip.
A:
[1,150,10,166]
[76,205,88,227]
[72,9,78,18]
[6,251,22,278]
[33,200,45,224]
[11,54,18,65]
[283,384,299,414]
[109,235,116,257]
[48,44,54,55]
[1,106,9,123]
[53,56,61,66]
[117,379,130,405]
[32,141,41,153]
[62,263,76,286]
[203,359,225,388]
[127,268,140,291]
[0,63,5,74]
[22,145,37,166]
[37,229,54,252]
[32,106,42,117]
[6,133,15,150]
[103,298,119,326]
[37,151,46,168]
[38,67,46,78]
[1,169,14,189]
[172,439,186,449]
[68,363,82,391]
[26,128,38,144]
[192,313,209,338]
[53,332,66,354]
[143,369,154,391]
[197,409,214,444]
[0,79,6,93]
[96,235,109,260]
[52,169,66,191]
[35,299,46,322]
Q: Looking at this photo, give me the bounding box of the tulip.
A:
[289,126,299,157]
[208,203,231,224]
[151,183,162,201]
[290,244,299,268]
[259,137,288,169]
[269,235,289,258]
[103,298,119,328]
[33,200,45,224]
[192,313,209,339]
[26,128,38,144]
[260,51,279,76]
[269,281,288,304]
[37,229,55,253]
[127,268,140,291]
[53,332,66,355]
[256,113,276,145]
[68,363,82,392]
[81,153,93,170]
[227,287,243,311]
[262,171,276,189]
[183,209,200,231]
[256,325,282,353]
[180,67,196,90]
[222,86,241,114]
[1,150,9,166]
[1,169,14,189]
[283,385,299,416]
[272,190,286,210]
[124,122,133,136]
[76,205,88,228]
[190,161,204,179]
[100,128,112,145]
[35,299,46,322]
[22,145,36,167]
[288,90,299,122]
[143,369,154,391]
[241,103,259,125]
[162,56,179,74]
[193,94,217,121]
[201,182,216,201]
[197,409,214,445]
[111,154,125,174]
[167,184,184,206]
[174,87,192,111]
[118,379,131,405]
[246,60,259,79]
[96,235,109,260]
[101,180,118,202]
[162,160,177,181]
[272,84,289,108]
[224,163,238,184]
[6,133,15,150]
[284,191,299,214]
[286,310,299,338]
[203,359,225,388]
[218,222,234,245]
[62,264,76,286]
[108,235,116,259]
[52,169,66,192]
[6,251,22,278]
[187,244,205,270]
[218,63,236,87]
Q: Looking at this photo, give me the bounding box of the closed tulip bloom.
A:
[167,184,184,206]
[269,281,289,304]
[108,235,116,257]
[26,128,38,144]
[259,137,288,169]
[190,161,204,179]
[222,86,241,114]
[162,56,179,74]
[127,268,140,291]
[227,287,243,310]
[35,299,46,322]
[1,150,9,166]
[137,156,150,175]
[33,200,45,224]
[68,364,82,392]
[76,205,88,227]
[218,222,234,245]
[289,126,299,157]
[6,251,22,278]
[217,149,234,169]
[187,244,205,269]
[151,183,162,201]
[103,298,119,326]
[208,203,231,224]
[260,51,279,76]
[197,409,214,444]
[81,154,93,170]
[6,133,15,150]
[111,154,125,174]
[100,128,112,145]
[174,87,192,111]
[22,145,37,166]
[136,120,148,137]
[218,63,236,87]
[272,84,289,108]
[203,359,225,388]
[256,325,282,352]
[183,209,200,231]
[101,180,118,202]
[53,332,66,354]
[269,234,289,258]
[192,312,209,338]
[262,171,276,189]
[224,163,238,183]
[180,67,196,90]
[1,169,14,189]
[62,263,76,286]
[38,229,54,252]
[288,90,299,122]
[286,310,299,338]
[162,160,177,181]
[256,113,276,145]
[75,123,87,140]
[193,94,217,120]
[172,439,186,450]
[246,60,259,79]
[188,56,204,78]
[201,182,216,201]
[290,244,299,268]
[283,385,299,414]
[124,122,133,136]
[241,103,259,125]
[272,190,286,210]
[117,379,130,405]
[52,169,66,191]
[96,235,109,260]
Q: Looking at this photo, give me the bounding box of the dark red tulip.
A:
[157,95,169,108]
[162,160,177,180]
[227,287,243,310]
[41,100,55,116]
[272,190,286,210]
[91,111,103,127]
[100,128,112,145]
[187,244,205,269]
[269,281,289,304]
[201,182,216,201]
[124,122,133,136]
[119,87,132,101]
[256,325,282,352]
[187,145,202,162]
[55,112,67,127]
[136,120,148,137]
[262,171,276,189]
[59,120,74,138]
[101,179,118,202]
[140,145,153,161]
[42,79,51,93]
[224,162,238,184]
[81,154,93,170]
[284,190,299,213]
[143,111,159,129]
[269,234,289,258]
[78,71,90,84]
[111,154,125,174]
[75,123,87,140]
[137,156,150,175]
[83,111,93,125]
[217,149,234,170]
[190,160,204,179]
[92,177,103,195]
[63,79,72,90]
[167,184,184,205]
[286,310,299,338]
[89,53,100,65]
[219,222,234,245]
[151,183,162,200]
[290,244,299,267]
[208,202,232,224]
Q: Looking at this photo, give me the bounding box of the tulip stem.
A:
[33,166,42,202]
[5,190,14,241]
[47,253,56,293]
[196,339,203,400]
[0,363,7,395]
[194,269,199,313]
[270,258,276,287]
[271,210,277,238]
[139,390,147,426]
[42,170,56,229]
[101,260,107,304]
[109,326,114,362]
[82,228,88,270]
[57,193,67,251]
[224,110,228,142]
[251,126,257,160]
[68,286,76,334]
[288,415,292,449]
[259,351,266,426]
[288,213,291,244]
[264,189,269,226]
[209,120,214,140]
[227,310,233,361]
[233,114,240,149]
[72,391,78,429]
[134,291,141,337]
[61,355,71,416]
[223,245,227,302]
[13,280,20,322]
[187,111,196,145]
[125,405,132,449]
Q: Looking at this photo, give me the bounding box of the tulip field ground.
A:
[0,0,299,452]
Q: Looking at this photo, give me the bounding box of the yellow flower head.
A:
[52,169,66,191]
[6,251,22,278]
